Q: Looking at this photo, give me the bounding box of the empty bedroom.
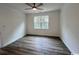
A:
[0,3,79,55]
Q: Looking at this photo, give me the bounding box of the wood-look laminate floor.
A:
[0,36,71,55]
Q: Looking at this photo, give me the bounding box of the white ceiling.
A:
[7,3,64,14]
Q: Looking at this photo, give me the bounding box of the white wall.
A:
[61,4,79,54]
[27,10,60,36]
[0,4,26,48]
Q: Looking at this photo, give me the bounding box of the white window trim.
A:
[33,15,49,30]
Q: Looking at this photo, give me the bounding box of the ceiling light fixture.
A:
[32,7,37,10]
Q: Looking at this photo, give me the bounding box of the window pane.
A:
[34,15,49,29]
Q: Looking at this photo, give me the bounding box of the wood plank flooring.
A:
[0,36,71,55]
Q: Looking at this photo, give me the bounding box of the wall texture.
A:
[26,10,60,36]
[0,4,26,48]
[61,4,79,54]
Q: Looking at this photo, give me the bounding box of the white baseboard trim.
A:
[0,34,26,48]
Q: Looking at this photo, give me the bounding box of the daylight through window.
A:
[34,15,49,29]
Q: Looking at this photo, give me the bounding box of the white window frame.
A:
[33,15,49,29]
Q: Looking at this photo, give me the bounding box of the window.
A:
[34,15,49,29]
